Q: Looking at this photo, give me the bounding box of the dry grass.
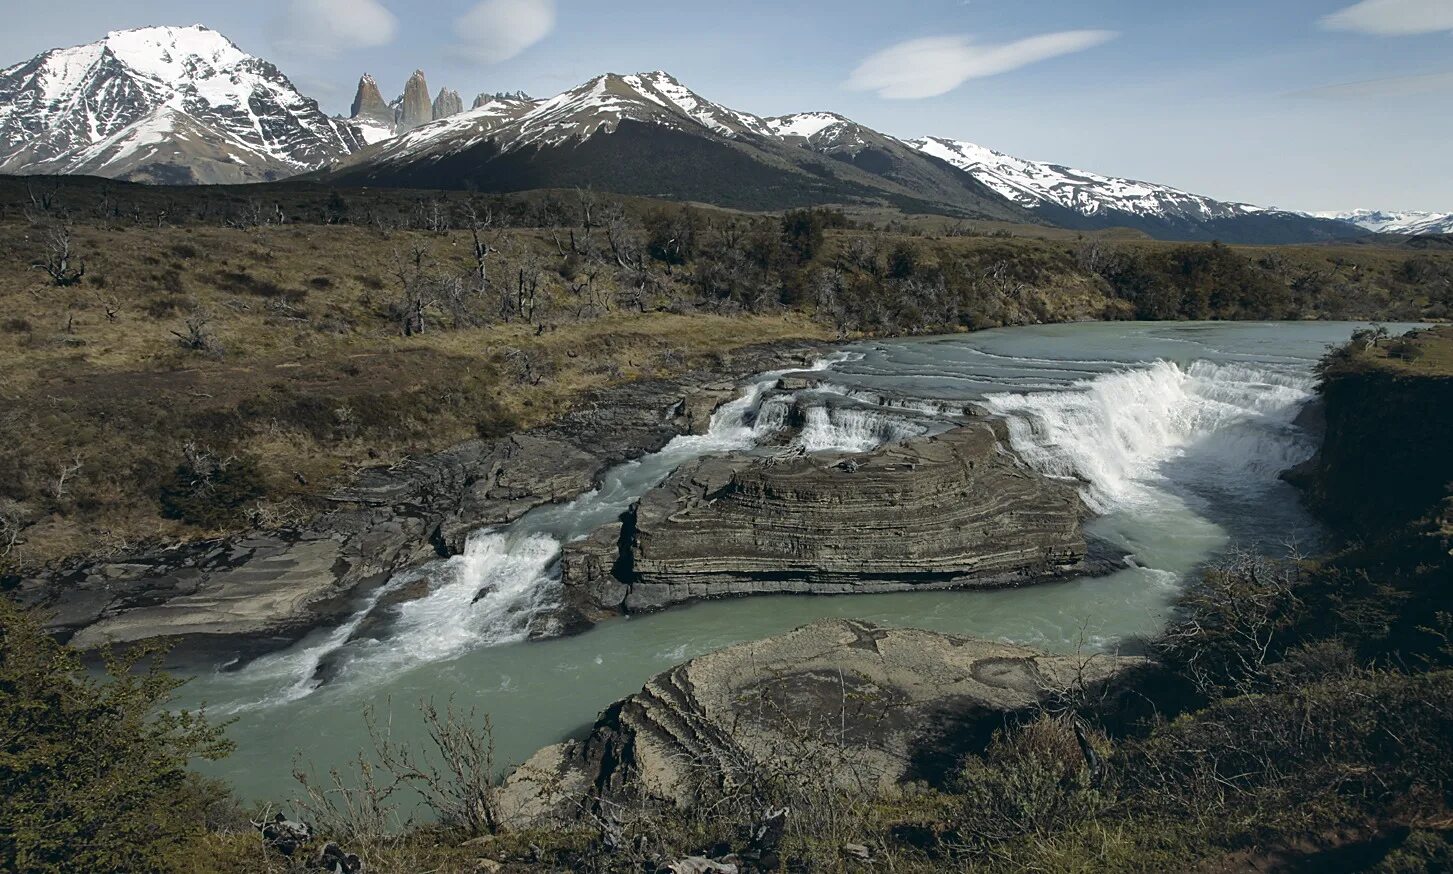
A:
[0,219,827,572]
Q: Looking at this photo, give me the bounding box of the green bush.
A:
[0,598,233,872]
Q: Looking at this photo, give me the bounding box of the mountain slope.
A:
[323,72,1030,220]
[1314,209,1453,236]
[909,137,1363,244]
[0,25,363,184]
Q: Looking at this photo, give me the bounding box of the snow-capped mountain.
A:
[0,25,363,183]
[909,137,1358,244]
[324,71,1026,221]
[0,29,1379,242]
[1313,209,1453,236]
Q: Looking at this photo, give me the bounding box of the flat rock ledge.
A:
[552,420,1089,628]
[497,619,1136,827]
[14,342,828,653]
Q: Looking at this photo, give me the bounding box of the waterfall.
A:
[213,357,857,707]
[982,360,1318,514]
[794,404,932,453]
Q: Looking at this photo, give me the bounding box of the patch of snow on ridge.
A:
[1313,209,1453,235]
[766,112,849,140]
[908,136,1277,221]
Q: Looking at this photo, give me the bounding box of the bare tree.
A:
[0,499,30,560]
[391,243,436,336]
[52,454,84,499]
[466,201,499,294]
[601,201,642,269]
[33,224,86,286]
[171,311,224,357]
[515,258,544,327]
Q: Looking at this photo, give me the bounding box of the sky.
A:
[4,0,1451,213]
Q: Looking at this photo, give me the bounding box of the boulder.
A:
[498,619,1135,823]
[616,421,1087,611]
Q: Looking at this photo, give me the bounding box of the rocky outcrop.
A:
[16,343,828,653]
[394,70,433,132]
[475,90,532,108]
[558,421,1087,620]
[432,88,464,120]
[349,73,392,128]
[498,619,1136,824]
[1287,326,1453,540]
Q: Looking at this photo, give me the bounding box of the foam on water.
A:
[982,359,1318,515]
[212,355,894,709]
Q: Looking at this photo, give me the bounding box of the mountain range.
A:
[0,24,1438,244]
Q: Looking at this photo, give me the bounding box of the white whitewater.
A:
[982,360,1319,514]
[216,356,897,711]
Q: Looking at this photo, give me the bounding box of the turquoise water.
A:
[174,320,1414,805]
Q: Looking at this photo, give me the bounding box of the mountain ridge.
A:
[0,24,362,184]
[1313,209,1453,236]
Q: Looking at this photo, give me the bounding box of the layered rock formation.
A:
[394,70,433,132]
[432,88,464,120]
[499,619,1136,823]
[19,343,828,653]
[559,421,1087,620]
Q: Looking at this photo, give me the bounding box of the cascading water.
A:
[174,322,1415,807]
[210,353,928,711]
[794,403,934,453]
[982,360,1319,516]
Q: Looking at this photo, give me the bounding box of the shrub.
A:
[0,597,233,872]
[158,443,267,527]
[953,715,1106,853]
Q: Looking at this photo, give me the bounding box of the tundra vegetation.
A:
[1,177,1452,870]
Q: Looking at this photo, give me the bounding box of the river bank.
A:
[12,338,833,660]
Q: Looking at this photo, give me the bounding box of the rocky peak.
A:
[349,73,391,124]
[394,69,432,132]
[432,87,463,119]
[475,90,532,108]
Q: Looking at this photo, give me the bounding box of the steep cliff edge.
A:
[1290,325,1453,543]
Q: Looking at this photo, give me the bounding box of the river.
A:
[174,320,1410,806]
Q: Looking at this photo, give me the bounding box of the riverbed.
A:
[175,320,1411,806]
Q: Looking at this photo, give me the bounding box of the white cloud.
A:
[847,31,1117,100]
[272,0,398,57]
[451,0,557,64]
[1321,0,1453,35]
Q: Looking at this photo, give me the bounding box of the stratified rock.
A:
[608,421,1086,613]
[349,73,392,127]
[498,619,1136,823]
[394,70,432,131]
[432,88,463,119]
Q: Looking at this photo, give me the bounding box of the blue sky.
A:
[6,0,1452,212]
